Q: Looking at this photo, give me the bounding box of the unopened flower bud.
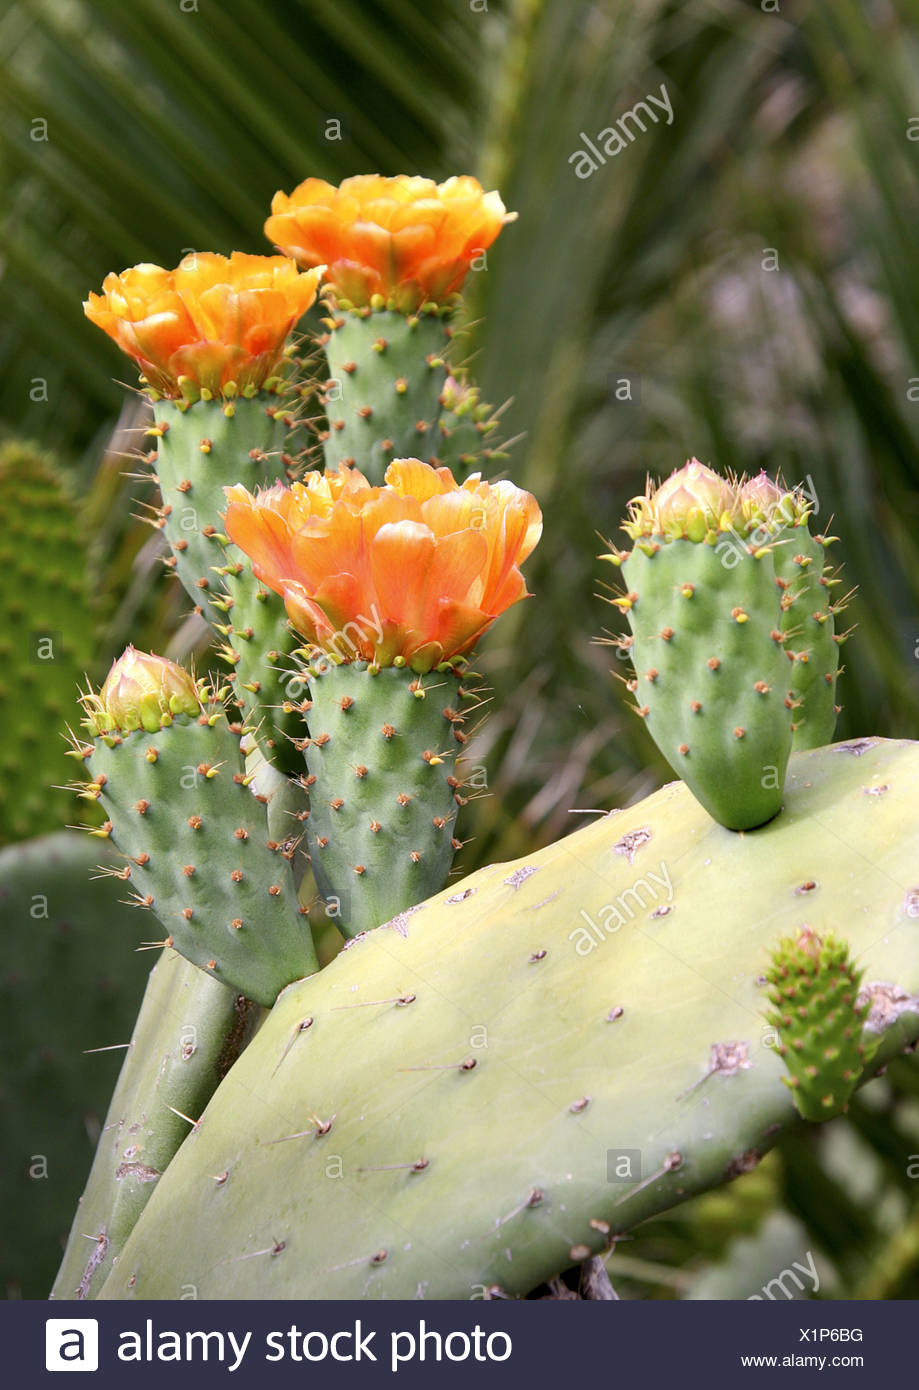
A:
[87,647,200,734]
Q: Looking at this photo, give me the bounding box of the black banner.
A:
[10,1299,901,1386]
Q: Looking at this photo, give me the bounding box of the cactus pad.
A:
[434,375,507,477]
[151,394,294,620]
[303,661,472,936]
[212,559,304,776]
[320,309,448,482]
[99,738,919,1300]
[772,527,843,750]
[51,950,251,1299]
[617,538,794,829]
[85,709,317,1004]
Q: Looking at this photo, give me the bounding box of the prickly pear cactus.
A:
[303,661,473,936]
[764,929,871,1120]
[211,559,304,776]
[0,832,150,1298]
[80,651,317,1004]
[434,374,507,477]
[320,309,448,480]
[606,462,847,830]
[773,528,844,750]
[151,392,294,620]
[51,950,255,1300]
[99,739,919,1300]
[0,443,99,844]
[614,542,794,831]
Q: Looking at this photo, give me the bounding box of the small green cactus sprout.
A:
[764,927,872,1120]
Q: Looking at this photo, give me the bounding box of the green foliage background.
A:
[1,0,917,1299]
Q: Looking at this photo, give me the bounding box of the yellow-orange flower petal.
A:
[223,460,541,671]
[84,252,324,398]
[265,174,515,312]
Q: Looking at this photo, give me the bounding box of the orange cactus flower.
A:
[84,252,323,399]
[224,459,542,671]
[265,174,515,313]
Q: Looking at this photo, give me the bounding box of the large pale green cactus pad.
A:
[100,738,919,1300]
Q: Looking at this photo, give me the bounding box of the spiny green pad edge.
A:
[99,739,919,1300]
[303,661,471,937]
[433,377,507,479]
[212,560,305,776]
[772,526,842,750]
[620,537,794,829]
[88,714,317,1005]
[51,951,254,1300]
[151,395,293,621]
[320,309,449,483]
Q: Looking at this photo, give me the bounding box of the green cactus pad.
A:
[617,537,794,830]
[212,559,305,776]
[0,831,150,1297]
[51,950,253,1300]
[772,527,843,750]
[0,444,99,844]
[433,375,507,478]
[320,309,449,482]
[86,712,317,1004]
[303,661,471,937]
[99,738,919,1301]
[764,929,870,1120]
[151,394,293,621]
